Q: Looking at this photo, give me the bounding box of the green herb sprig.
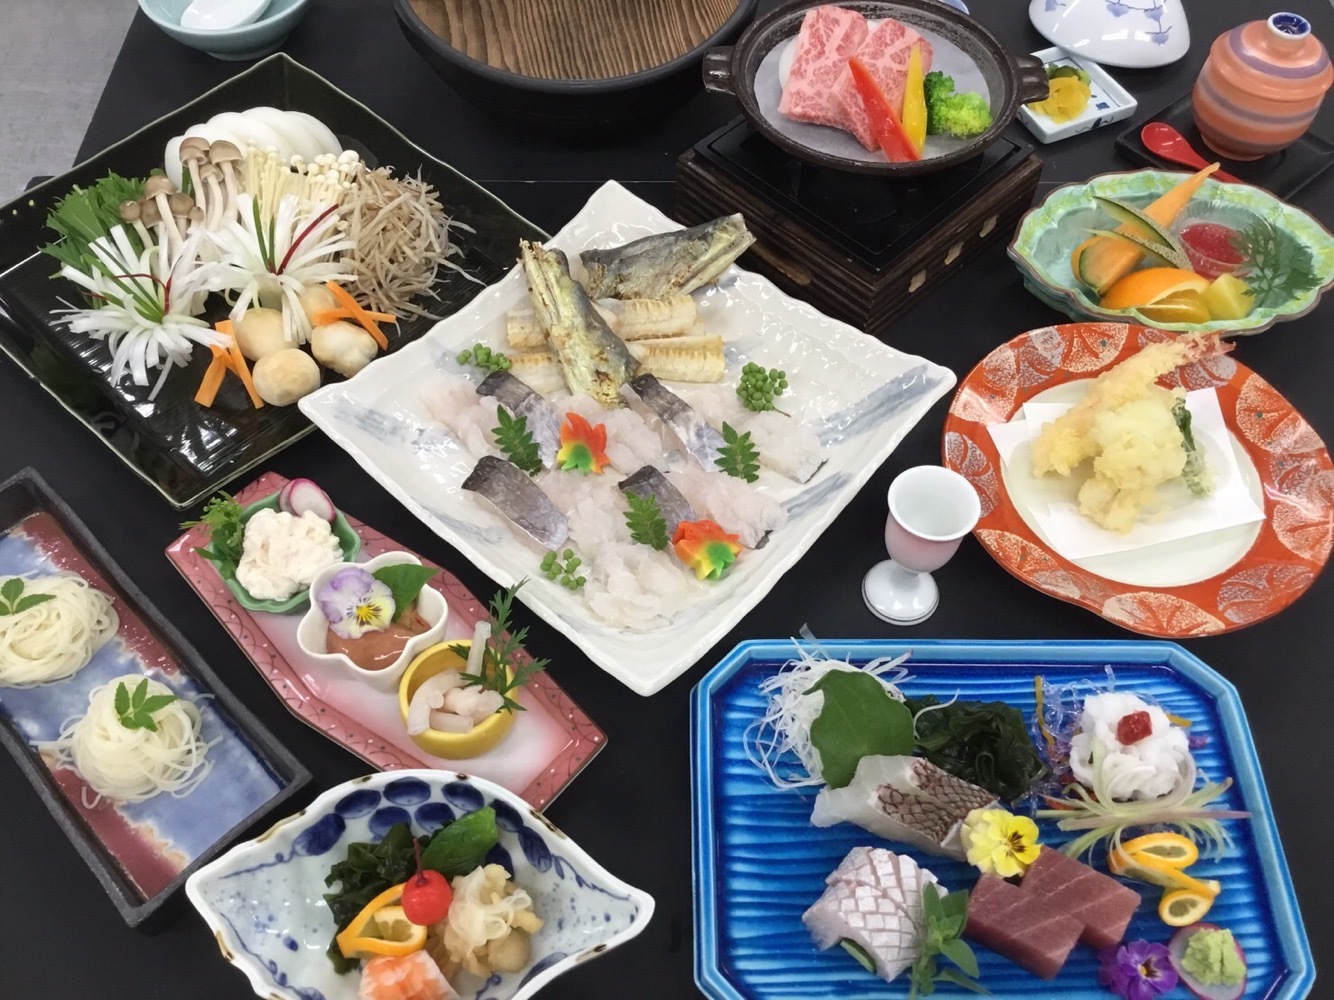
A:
[41,172,148,274]
[737,362,789,414]
[1232,217,1320,309]
[457,343,512,373]
[114,678,178,732]
[180,493,246,579]
[541,549,586,590]
[716,422,761,483]
[806,671,915,788]
[624,493,670,550]
[493,408,543,475]
[370,564,439,623]
[453,581,549,713]
[0,578,55,617]
[909,884,987,998]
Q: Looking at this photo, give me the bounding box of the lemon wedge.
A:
[334,884,427,959]
[1159,887,1216,927]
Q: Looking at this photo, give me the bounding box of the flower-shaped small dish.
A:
[399,641,518,759]
[1010,169,1334,335]
[1016,47,1137,145]
[185,769,655,1000]
[211,492,360,614]
[296,552,448,693]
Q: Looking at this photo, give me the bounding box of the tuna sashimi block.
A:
[833,19,934,150]
[964,874,1085,981]
[1020,846,1142,951]
[778,5,869,131]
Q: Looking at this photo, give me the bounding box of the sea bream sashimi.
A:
[811,754,999,859]
[802,846,938,983]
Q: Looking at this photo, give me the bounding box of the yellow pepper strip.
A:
[1034,676,1059,757]
[334,883,426,959]
[902,44,928,155]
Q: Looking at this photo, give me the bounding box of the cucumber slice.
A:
[1093,196,1190,258]
[839,938,878,974]
[1086,228,1193,270]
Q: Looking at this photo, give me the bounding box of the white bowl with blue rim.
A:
[185,769,655,1000]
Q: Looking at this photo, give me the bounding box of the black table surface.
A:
[3,1,1332,996]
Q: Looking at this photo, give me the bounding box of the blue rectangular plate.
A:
[691,639,1313,998]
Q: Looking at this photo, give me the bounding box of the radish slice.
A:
[287,111,341,156]
[280,479,337,522]
[164,136,186,190]
[428,710,474,734]
[407,670,463,735]
[1168,924,1247,1000]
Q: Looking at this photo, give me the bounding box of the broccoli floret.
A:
[923,70,955,107]
[928,92,993,138]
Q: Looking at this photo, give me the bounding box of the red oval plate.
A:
[942,323,1333,636]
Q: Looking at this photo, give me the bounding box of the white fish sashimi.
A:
[686,384,825,483]
[811,755,998,859]
[422,377,502,460]
[802,847,937,983]
[667,465,786,549]
[582,542,703,632]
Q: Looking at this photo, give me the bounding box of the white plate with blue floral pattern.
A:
[185,769,654,1000]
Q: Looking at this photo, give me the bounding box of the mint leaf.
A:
[939,936,980,978]
[806,670,914,788]
[371,564,438,623]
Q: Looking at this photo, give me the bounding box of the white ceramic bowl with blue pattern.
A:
[185,770,655,999]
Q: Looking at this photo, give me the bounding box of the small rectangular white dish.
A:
[1017,46,1138,144]
[300,180,954,696]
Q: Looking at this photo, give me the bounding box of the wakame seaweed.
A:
[906,696,1047,802]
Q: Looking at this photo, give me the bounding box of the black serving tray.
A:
[0,54,545,509]
[1114,93,1334,200]
[0,467,310,926]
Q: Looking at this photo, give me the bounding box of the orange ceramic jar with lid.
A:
[1192,12,1332,160]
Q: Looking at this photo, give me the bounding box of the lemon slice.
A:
[1120,832,1200,870]
[334,884,427,959]
[1109,848,1221,897]
[1159,887,1216,927]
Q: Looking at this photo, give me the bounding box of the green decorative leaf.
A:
[132,677,148,708]
[457,581,549,713]
[939,936,980,978]
[493,407,543,475]
[114,681,131,718]
[371,564,438,623]
[1233,216,1321,309]
[624,493,670,550]
[181,493,246,582]
[806,671,915,788]
[139,694,178,715]
[13,593,56,614]
[1,578,22,604]
[716,422,761,483]
[113,678,177,731]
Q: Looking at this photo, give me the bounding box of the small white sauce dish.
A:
[296,551,448,693]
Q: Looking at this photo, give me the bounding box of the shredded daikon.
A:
[743,629,912,790]
[38,674,216,807]
[0,573,119,686]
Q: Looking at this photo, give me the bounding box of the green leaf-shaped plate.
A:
[1009,169,1334,335]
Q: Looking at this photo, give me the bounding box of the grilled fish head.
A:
[579,214,755,300]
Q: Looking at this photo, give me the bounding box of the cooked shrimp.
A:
[1031,332,1232,478]
[358,952,459,1000]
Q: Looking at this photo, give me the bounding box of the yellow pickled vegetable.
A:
[1029,76,1091,123]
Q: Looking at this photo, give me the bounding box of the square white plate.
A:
[300,181,954,696]
[1018,46,1138,144]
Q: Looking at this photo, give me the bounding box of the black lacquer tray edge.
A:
[0,53,546,510]
[0,466,312,927]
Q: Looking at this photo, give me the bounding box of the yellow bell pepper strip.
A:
[902,44,928,155]
[847,58,921,163]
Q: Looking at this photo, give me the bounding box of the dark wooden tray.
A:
[0,468,310,926]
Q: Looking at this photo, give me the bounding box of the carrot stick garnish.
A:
[325,281,392,350]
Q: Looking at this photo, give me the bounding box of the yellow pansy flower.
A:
[962,807,1041,877]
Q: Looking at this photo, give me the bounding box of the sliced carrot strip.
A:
[313,307,396,326]
[195,344,229,407]
[225,330,263,409]
[325,281,391,350]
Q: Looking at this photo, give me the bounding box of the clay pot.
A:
[1193,12,1333,160]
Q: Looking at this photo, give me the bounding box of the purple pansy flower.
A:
[317,566,394,639]
[1099,940,1179,1000]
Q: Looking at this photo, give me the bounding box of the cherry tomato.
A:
[401,869,452,926]
[1116,710,1154,746]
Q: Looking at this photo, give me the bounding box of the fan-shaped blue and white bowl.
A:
[185,770,654,1000]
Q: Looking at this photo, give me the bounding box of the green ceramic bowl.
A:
[1009,169,1334,335]
[213,492,361,614]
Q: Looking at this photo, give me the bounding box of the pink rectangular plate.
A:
[166,472,605,810]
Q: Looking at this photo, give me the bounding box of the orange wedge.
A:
[1099,267,1210,311]
[1134,291,1212,325]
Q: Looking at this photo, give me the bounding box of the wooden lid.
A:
[407,0,743,81]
